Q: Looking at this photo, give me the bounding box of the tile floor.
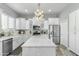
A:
[8,44,77,56]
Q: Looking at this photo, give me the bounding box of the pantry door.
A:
[69,11,76,52]
[75,9,79,55]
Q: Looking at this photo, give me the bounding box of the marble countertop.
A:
[0,34,30,41]
[22,35,56,47]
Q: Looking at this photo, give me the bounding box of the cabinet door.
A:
[8,17,15,29]
[20,18,26,29]
[48,18,59,25]
[16,18,20,29]
[44,20,48,30]
[69,11,76,52]
[25,20,30,29]
[75,10,79,55]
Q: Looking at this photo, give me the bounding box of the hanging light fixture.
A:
[34,3,44,21]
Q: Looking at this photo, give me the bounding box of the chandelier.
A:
[34,3,44,21]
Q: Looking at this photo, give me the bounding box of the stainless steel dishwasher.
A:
[2,38,13,56]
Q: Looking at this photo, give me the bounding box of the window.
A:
[8,16,15,29]
[1,13,8,29]
[1,13,15,29]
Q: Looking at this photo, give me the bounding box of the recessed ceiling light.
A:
[48,9,52,12]
[25,9,28,13]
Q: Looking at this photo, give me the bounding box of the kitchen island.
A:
[21,35,56,56]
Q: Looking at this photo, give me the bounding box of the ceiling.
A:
[5,3,69,18]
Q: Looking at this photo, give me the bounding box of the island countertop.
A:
[0,34,30,41]
[22,35,56,47]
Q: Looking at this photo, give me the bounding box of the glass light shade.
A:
[41,10,44,13]
[34,4,44,21]
[39,12,42,15]
[37,9,40,12]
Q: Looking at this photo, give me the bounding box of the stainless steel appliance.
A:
[2,38,13,56]
[33,25,41,35]
[49,25,60,45]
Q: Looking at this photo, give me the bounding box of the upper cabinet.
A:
[8,16,15,29]
[25,20,30,29]
[20,18,26,29]
[16,18,31,30]
[16,18,25,29]
[48,18,59,25]
[16,18,20,29]
[43,20,49,30]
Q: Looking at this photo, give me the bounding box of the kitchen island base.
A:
[22,47,56,56]
[21,35,56,56]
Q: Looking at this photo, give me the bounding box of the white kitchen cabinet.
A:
[16,18,20,29]
[16,18,25,29]
[43,20,49,30]
[8,16,15,29]
[32,18,37,25]
[20,18,26,29]
[75,10,79,55]
[69,11,76,52]
[60,19,68,47]
[48,18,59,25]
[16,18,31,29]
[25,20,30,29]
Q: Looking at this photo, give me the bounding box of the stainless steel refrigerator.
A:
[49,25,60,45]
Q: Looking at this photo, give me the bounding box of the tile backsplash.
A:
[0,29,31,37]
